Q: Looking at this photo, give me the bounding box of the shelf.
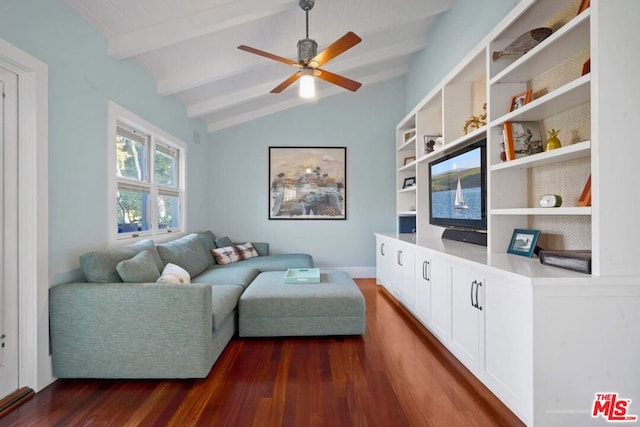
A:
[416,127,487,164]
[398,135,416,151]
[491,207,591,215]
[398,186,417,193]
[397,161,417,172]
[490,10,590,84]
[491,74,590,125]
[490,140,590,171]
[398,211,417,216]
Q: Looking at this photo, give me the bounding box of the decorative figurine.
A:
[545,129,562,151]
[463,103,487,134]
[492,28,553,61]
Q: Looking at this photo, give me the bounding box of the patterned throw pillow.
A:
[234,242,259,260]
[211,246,241,265]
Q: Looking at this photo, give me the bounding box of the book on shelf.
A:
[539,249,592,274]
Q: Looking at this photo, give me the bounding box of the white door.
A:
[449,263,482,373]
[0,65,19,399]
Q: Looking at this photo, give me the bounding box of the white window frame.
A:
[107,101,186,241]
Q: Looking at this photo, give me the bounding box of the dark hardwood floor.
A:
[0,279,524,427]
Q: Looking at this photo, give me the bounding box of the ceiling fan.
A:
[238,0,362,98]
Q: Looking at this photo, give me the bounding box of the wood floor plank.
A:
[0,279,524,427]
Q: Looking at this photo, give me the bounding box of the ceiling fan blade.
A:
[271,72,301,93]
[238,45,300,67]
[310,32,361,67]
[315,68,362,92]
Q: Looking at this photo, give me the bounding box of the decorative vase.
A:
[545,129,562,151]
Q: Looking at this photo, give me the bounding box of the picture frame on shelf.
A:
[577,0,590,15]
[509,89,532,112]
[581,58,591,76]
[268,146,346,220]
[578,174,592,207]
[403,129,416,143]
[402,177,416,189]
[403,156,416,165]
[507,228,540,257]
[421,135,440,156]
[503,121,544,160]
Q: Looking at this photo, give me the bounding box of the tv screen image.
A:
[429,140,486,231]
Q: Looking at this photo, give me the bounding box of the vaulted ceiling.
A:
[64,0,453,132]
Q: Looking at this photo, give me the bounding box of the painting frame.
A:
[268,146,346,220]
[402,177,416,189]
[577,0,590,15]
[509,89,532,112]
[503,121,544,160]
[507,228,541,257]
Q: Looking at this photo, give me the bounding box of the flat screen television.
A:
[429,139,487,232]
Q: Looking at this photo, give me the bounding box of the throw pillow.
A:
[234,242,259,260]
[115,250,161,283]
[156,234,209,278]
[211,246,241,265]
[156,263,191,284]
[197,231,217,266]
[214,236,233,248]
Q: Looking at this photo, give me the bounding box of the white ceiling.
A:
[64,0,453,132]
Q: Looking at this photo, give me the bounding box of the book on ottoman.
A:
[285,268,321,283]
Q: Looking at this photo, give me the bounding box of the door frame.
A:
[0,38,50,391]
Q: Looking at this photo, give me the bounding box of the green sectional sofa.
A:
[49,231,313,379]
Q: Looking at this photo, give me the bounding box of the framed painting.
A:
[507,228,540,257]
[269,147,346,220]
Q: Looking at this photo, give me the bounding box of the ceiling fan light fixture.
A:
[299,69,315,99]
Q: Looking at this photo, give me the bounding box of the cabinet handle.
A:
[427,261,431,282]
[422,260,429,281]
[380,242,385,256]
[476,281,483,311]
[397,250,403,266]
[470,280,476,308]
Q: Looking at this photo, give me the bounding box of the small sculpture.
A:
[545,129,562,151]
[492,28,553,61]
[463,103,487,134]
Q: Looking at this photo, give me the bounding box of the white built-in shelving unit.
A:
[379,0,640,425]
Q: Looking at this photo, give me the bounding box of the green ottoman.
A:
[239,270,365,337]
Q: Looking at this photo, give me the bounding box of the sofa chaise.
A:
[49,231,313,379]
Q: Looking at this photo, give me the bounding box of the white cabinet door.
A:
[414,248,432,325]
[428,251,451,345]
[375,235,390,289]
[393,242,415,309]
[450,262,483,372]
[481,271,533,424]
[401,245,416,309]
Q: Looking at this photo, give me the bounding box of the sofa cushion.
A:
[116,250,161,283]
[157,263,191,284]
[211,246,241,265]
[156,234,209,278]
[234,242,259,260]
[211,285,244,330]
[214,236,233,248]
[192,267,260,288]
[79,239,164,283]
[197,231,217,266]
[226,253,314,272]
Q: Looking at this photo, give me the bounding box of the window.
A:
[109,102,186,240]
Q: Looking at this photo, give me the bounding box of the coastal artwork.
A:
[269,147,346,220]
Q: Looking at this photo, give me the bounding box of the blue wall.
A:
[0,0,517,279]
[0,0,209,284]
[209,79,404,271]
[406,0,517,110]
